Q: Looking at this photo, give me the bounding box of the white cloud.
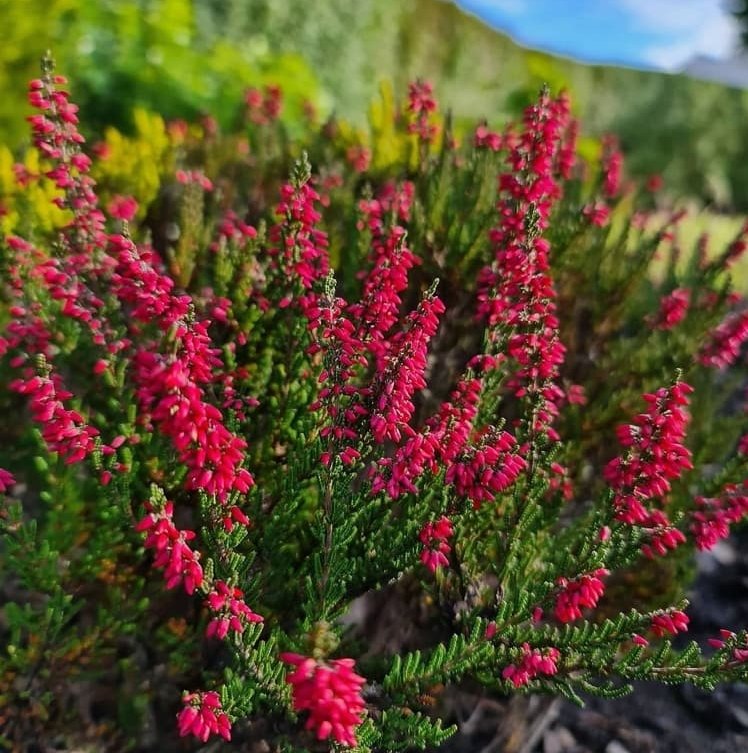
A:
[617,0,741,69]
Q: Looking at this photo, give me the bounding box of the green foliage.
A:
[1,64,748,752]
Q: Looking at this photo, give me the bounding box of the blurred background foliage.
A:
[4,0,748,210]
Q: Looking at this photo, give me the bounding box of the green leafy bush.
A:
[1,63,747,751]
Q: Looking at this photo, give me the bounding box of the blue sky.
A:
[456,0,740,71]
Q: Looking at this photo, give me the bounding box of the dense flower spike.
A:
[27,68,106,254]
[699,308,748,368]
[178,691,231,742]
[652,288,690,330]
[350,186,420,362]
[477,89,570,441]
[280,653,366,746]
[107,233,254,499]
[419,516,454,572]
[10,373,100,464]
[406,79,439,143]
[270,166,330,320]
[601,134,623,197]
[369,290,445,444]
[502,643,561,687]
[604,381,693,555]
[136,501,203,594]
[691,481,748,551]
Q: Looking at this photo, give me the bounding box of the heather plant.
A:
[1,60,748,752]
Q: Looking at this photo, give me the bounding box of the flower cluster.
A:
[406,79,439,143]
[10,373,100,465]
[281,653,366,746]
[604,381,693,556]
[502,643,561,687]
[177,691,232,742]
[133,342,254,499]
[369,291,445,444]
[245,84,283,125]
[652,288,690,330]
[708,630,748,663]
[651,609,690,638]
[477,90,570,441]
[175,169,214,190]
[135,501,203,594]
[205,580,263,640]
[270,173,330,319]
[699,309,748,368]
[601,134,623,197]
[554,568,609,623]
[0,468,16,494]
[474,122,502,151]
[209,209,257,253]
[690,482,748,551]
[27,71,106,253]
[419,516,454,572]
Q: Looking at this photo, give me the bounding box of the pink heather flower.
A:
[708,628,737,650]
[708,631,748,663]
[715,221,748,269]
[651,609,689,638]
[604,381,693,543]
[176,169,213,191]
[346,144,371,173]
[444,428,527,507]
[10,373,100,464]
[205,580,263,640]
[601,134,623,198]
[269,177,330,319]
[502,643,561,687]
[652,288,690,330]
[280,653,366,746]
[582,202,610,227]
[0,468,15,494]
[377,180,415,222]
[348,215,419,364]
[476,90,570,441]
[632,633,649,647]
[690,482,748,551]
[553,569,608,623]
[107,194,139,222]
[699,309,748,369]
[136,501,203,594]
[419,516,454,572]
[474,123,502,151]
[556,107,578,179]
[245,85,283,125]
[210,210,257,253]
[566,383,587,406]
[178,691,231,742]
[132,344,254,500]
[406,79,439,143]
[369,292,445,445]
[107,233,255,501]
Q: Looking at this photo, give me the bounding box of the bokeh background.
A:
[4,0,748,209]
